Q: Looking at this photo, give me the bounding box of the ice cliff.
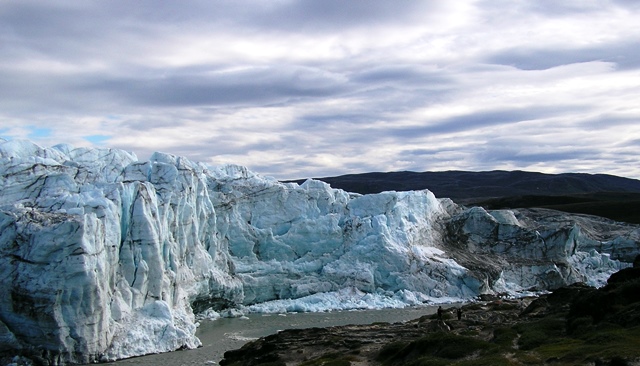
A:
[1,139,638,364]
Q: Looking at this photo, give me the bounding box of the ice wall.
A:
[1,139,638,364]
[208,170,480,304]
[444,206,640,292]
[0,140,241,364]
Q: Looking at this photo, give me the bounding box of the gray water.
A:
[105,305,448,365]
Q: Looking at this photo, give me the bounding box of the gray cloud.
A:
[0,0,433,54]
[612,0,640,9]
[388,105,588,139]
[121,118,187,131]
[0,64,349,115]
[619,139,640,148]
[401,148,452,157]
[235,0,439,33]
[578,114,640,129]
[96,66,349,108]
[523,1,609,16]
[477,0,626,18]
[351,65,452,86]
[486,41,640,71]
[480,146,595,164]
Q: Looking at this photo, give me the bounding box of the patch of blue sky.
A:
[28,127,52,139]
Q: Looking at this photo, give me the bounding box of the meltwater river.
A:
[105,305,449,366]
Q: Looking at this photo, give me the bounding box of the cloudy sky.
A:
[2,0,640,180]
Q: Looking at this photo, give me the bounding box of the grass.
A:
[491,326,518,347]
[454,354,522,366]
[378,316,640,365]
[378,332,501,365]
[535,326,640,363]
[300,353,358,366]
[514,316,566,350]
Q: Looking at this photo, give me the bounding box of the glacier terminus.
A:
[0,138,638,364]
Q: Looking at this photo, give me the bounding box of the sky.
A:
[1,0,640,180]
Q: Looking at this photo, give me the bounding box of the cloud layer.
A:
[2,0,640,180]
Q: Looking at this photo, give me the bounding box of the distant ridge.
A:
[287,170,640,199]
[286,170,640,224]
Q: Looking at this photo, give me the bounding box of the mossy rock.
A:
[515,317,566,350]
[377,332,499,365]
[300,353,357,366]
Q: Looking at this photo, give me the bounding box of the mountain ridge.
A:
[286,170,640,224]
[286,170,640,198]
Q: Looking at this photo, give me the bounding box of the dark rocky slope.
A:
[220,260,640,366]
[287,171,640,224]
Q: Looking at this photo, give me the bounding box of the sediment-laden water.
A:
[104,305,447,365]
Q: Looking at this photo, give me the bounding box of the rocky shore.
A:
[220,264,640,366]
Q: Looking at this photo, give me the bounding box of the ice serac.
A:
[0,140,241,364]
[444,206,640,292]
[1,139,639,364]
[209,171,479,304]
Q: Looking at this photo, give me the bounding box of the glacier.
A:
[0,138,638,364]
